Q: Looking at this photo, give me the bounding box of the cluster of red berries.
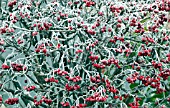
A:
[100,26,107,33]
[11,63,27,72]
[93,63,105,69]
[59,12,68,18]
[160,59,170,64]
[130,18,137,27]
[34,96,52,106]
[86,40,99,50]
[127,72,166,94]
[105,79,111,88]
[90,75,101,83]
[142,36,155,44]
[148,14,167,33]
[127,72,161,86]
[158,1,170,11]
[33,22,53,31]
[91,20,100,29]
[110,4,124,13]
[24,86,36,91]
[0,27,14,34]
[85,92,108,102]
[32,31,38,36]
[87,29,96,35]
[109,36,124,43]
[139,76,161,88]
[126,72,139,84]
[115,48,123,53]
[75,49,83,54]
[83,0,95,7]
[116,94,128,101]
[101,58,121,68]
[44,77,58,83]
[113,95,123,101]
[54,68,68,76]
[159,69,170,80]
[134,28,144,34]
[148,25,159,33]
[5,98,19,105]
[88,85,97,90]
[162,35,169,41]
[35,43,48,55]
[106,82,122,101]
[124,48,132,57]
[116,18,122,28]
[138,49,152,56]
[134,23,145,34]
[10,14,18,24]
[34,99,43,106]
[65,76,82,82]
[17,39,24,44]
[151,61,162,71]
[2,64,10,69]
[0,27,6,34]
[65,83,80,91]
[115,47,132,56]
[156,87,166,94]
[89,55,99,61]
[71,103,87,108]
[42,97,52,105]
[61,102,70,107]
[128,97,142,108]
[105,79,119,94]
[8,0,17,7]
[19,12,30,19]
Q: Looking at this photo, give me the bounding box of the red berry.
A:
[2,64,10,69]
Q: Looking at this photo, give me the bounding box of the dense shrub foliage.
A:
[0,0,170,108]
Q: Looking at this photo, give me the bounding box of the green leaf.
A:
[144,26,148,31]
[13,80,22,90]
[130,83,139,90]
[86,102,95,107]
[129,52,137,58]
[140,17,150,23]
[0,54,5,63]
